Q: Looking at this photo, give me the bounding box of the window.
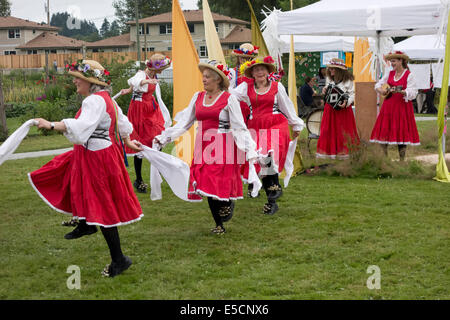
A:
[229,44,240,50]
[159,23,172,34]
[215,23,219,33]
[93,49,99,53]
[27,50,38,54]
[188,23,195,33]
[142,47,154,52]
[4,51,17,55]
[45,49,57,54]
[199,46,208,57]
[139,25,150,35]
[167,47,172,51]
[8,29,20,39]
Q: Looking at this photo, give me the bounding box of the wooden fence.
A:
[0,51,174,69]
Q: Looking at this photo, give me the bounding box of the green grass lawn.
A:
[0,156,449,299]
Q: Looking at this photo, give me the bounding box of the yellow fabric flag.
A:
[202,0,226,65]
[434,11,450,182]
[172,0,203,165]
[353,37,374,82]
[245,0,269,57]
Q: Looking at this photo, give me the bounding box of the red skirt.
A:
[370,97,420,145]
[126,97,165,153]
[247,114,291,174]
[316,103,359,159]
[29,145,143,227]
[188,162,243,202]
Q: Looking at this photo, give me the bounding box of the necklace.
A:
[207,90,221,99]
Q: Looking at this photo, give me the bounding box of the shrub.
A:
[5,102,38,118]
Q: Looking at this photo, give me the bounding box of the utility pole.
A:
[0,77,7,141]
[44,0,50,79]
[135,0,141,65]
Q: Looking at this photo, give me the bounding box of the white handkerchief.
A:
[0,119,37,166]
[284,139,298,188]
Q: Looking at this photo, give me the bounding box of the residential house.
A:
[86,33,135,53]
[126,10,251,58]
[0,16,59,55]
[16,32,86,54]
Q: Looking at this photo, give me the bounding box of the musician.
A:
[316,58,359,159]
[370,51,420,161]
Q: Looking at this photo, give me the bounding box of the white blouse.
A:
[228,68,238,89]
[374,69,418,102]
[230,81,305,132]
[63,93,133,151]
[155,91,258,160]
[325,77,355,107]
[128,70,149,93]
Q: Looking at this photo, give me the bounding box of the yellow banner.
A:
[353,37,374,82]
[245,0,269,57]
[434,11,450,182]
[172,0,203,164]
[203,0,226,65]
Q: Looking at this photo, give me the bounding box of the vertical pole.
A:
[136,0,141,65]
[0,77,7,141]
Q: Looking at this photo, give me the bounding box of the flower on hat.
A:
[65,59,111,84]
[216,64,230,77]
[264,56,275,64]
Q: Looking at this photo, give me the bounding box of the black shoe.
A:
[263,202,279,215]
[133,180,148,193]
[64,223,98,240]
[210,225,226,235]
[101,255,132,278]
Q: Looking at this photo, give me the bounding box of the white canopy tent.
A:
[274,0,447,37]
[393,35,446,60]
[279,35,355,54]
[266,0,449,78]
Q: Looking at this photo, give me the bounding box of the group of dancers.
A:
[29,44,420,277]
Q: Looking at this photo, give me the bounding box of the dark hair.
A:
[318,67,326,79]
[326,67,354,83]
[304,76,312,84]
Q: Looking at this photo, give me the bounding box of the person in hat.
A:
[316,58,359,159]
[230,56,305,215]
[30,59,143,277]
[370,51,420,160]
[229,43,259,90]
[153,60,258,235]
[120,53,172,193]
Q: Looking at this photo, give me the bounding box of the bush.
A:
[5,102,38,118]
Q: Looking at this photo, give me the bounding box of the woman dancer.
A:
[30,60,143,277]
[120,53,172,193]
[231,56,305,215]
[154,60,258,234]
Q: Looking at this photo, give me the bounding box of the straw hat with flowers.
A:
[198,60,231,88]
[385,51,409,62]
[326,58,348,70]
[65,59,111,86]
[145,53,172,72]
[232,43,259,58]
[240,56,276,78]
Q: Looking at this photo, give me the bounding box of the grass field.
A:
[0,154,449,300]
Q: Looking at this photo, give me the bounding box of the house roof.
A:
[0,16,59,31]
[86,33,134,48]
[16,32,85,50]
[127,10,249,26]
[221,26,251,44]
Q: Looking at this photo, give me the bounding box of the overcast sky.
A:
[10,0,199,28]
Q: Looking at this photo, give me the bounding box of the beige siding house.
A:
[126,10,251,57]
[0,16,59,55]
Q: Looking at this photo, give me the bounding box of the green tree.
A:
[50,12,100,40]
[113,0,172,33]
[100,18,111,38]
[108,20,121,37]
[0,0,11,17]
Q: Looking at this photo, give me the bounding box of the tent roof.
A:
[276,0,446,37]
[393,35,445,60]
[280,35,355,53]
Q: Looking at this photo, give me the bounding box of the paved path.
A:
[415,116,437,121]
[412,153,450,165]
[6,148,73,160]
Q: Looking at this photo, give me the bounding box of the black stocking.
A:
[134,156,143,182]
[100,226,124,263]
